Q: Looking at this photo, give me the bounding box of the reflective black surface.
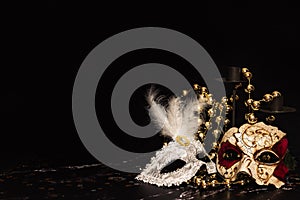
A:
[1,158,300,200]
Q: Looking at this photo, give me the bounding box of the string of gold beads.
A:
[190,174,252,189]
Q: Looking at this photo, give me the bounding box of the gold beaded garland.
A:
[188,67,283,189]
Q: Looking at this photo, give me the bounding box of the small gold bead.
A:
[215,116,223,124]
[248,113,258,124]
[272,91,281,98]
[205,122,212,129]
[206,93,213,98]
[207,96,214,104]
[208,109,215,117]
[199,132,204,139]
[248,113,256,120]
[212,142,218,149]
[266,115,276,122]
[245,99,254,107]
[218,103,224,111]
[201,180,207,188]
[213,130,221,138]
[240,180,244,186]
[196,177,201,185]
[226,105,232,113]
[209,153,216,160]
[242,68,249,74]
[245,84,255,93]
[224,118,230,125]
[244,71,252,79]
[225,179,231,188]
[211,180,217,187]
[251,100,261,110]
[263,94,273,102]
[192,176,197,182]
[193,84,200,91]
[201,87,208,94]
[221,96,228,104]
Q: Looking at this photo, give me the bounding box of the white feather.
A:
[147,88,207,141]
[166,97,183,137]
[146,89,172,137]
[179,97,202,139]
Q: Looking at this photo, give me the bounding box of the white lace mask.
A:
[136,140,216,187]
[136,90,216,187]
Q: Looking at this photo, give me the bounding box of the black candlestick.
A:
[260,95,296,114]
[220,66,246,127]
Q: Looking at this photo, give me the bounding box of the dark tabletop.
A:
[1,156,300,200]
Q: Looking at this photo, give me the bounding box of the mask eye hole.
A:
[255,150,280,164]
[218,141,243,169]
[160,159,186,174]
[222,149,241,161]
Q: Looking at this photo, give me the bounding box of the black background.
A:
[2,1,300,170]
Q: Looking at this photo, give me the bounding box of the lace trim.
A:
[136,141,215,187]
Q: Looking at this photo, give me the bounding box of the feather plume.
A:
[166,97,183,137]
[146,88,206,141]
[180,96,202,139]
[146,89,172,137]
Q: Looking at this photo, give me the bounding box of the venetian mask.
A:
[136,140,216,187]
[136,89,216,187]
[216,122,289,188]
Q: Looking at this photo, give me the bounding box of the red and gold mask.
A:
[216,122,289,188]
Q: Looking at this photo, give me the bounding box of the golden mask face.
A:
[216,122,289,188]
